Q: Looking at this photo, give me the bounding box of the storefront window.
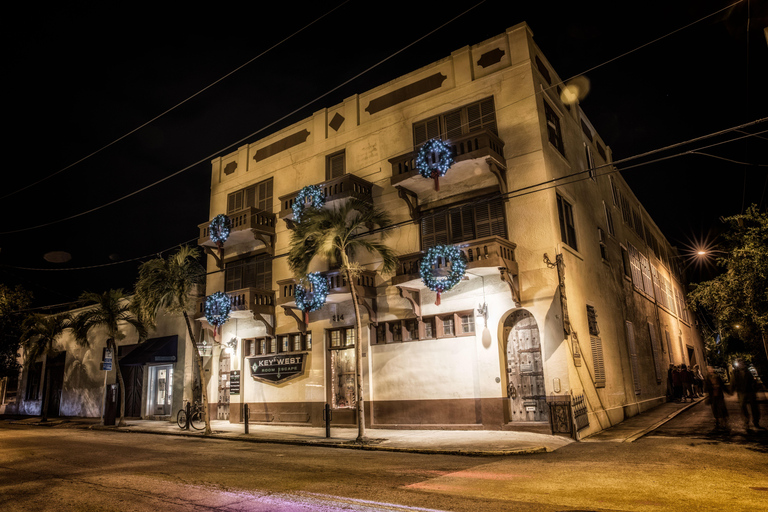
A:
[345,328,355,346]
[331,348,356,409]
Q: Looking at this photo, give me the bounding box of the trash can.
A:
[104,384,117,426]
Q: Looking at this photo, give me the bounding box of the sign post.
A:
[100,348,113,425]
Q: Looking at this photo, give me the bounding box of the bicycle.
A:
[177,400,205,430]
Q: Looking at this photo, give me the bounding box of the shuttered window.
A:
[413,97,497,146]
[421,197,506,250]
[225,255,272,292]
[665,330,674,363]
[651,266,663,304]
[627,243,644,291]
[647,322,663,383]
[639,252,655,297]
[326,151,345,179]
[604,201,615,236]
[590,336,606,388]
[626,321,641,395]
[586,305,600,336]
[227,178,273,214]
[544,101,565,155]
[556,194,578,251]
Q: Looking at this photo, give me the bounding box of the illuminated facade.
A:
[197,22,705,438]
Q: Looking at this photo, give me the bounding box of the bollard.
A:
[244,404,249,435]
[323,403,332,438]
[185,401,191,430]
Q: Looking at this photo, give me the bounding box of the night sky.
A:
[2,0,766,309]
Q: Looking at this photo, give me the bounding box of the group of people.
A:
[701,360,762,433]
[667,363,704,402]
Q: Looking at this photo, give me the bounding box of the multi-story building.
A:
[196,22,705,438]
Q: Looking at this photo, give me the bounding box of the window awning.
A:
[119,335,178,366]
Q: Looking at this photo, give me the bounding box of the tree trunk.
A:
[110,339,127,427]
[40,353,50,423]
[345,266,366,443]
[183,311,212,435]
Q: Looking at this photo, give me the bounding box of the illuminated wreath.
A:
[419,245,466,305]
[416,139,454,191]
[204,291,231,332]
[295,272,329,313]
[292,185,325,223]
[208,214,231,245]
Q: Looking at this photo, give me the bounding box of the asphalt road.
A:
[1,398,767,512]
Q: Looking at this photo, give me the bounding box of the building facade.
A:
[196,22,705,438]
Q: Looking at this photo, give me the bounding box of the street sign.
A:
[101,362,112,371]
[102,348,113,371]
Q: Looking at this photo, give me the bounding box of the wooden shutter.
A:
[665,330,674,363]
[327,152,345,179]
[227,190,243,214]
[478,97,497,134]
[590,336,605,387]
[626,321,641,395]
[647,322,663,383]
[245,185,256,210]
[475,198,506,239]
[257,179,273,212]
[421,212,448,249]
[413,117,441,146]
[444,109,463,140]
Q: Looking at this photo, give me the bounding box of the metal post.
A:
[185,401,191,430]
[244,404,249,434]
[324,403,332,438]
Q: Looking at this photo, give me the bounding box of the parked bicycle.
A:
[177,400,205,430]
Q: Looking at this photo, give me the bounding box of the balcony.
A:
[278,174,374,220]
[389,129,506,198]
[277,269,378,308]
[392,236,518,289]
[227,288,275,318]
[198,207,276,255]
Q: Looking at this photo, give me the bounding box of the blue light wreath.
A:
[208,214,231,245]
[419,245,466,305]
[204,291,231,332]
[294,272,329,313]
[415,138,454,191]
[292,185,325,223]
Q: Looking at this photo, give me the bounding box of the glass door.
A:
[148,365,173,416]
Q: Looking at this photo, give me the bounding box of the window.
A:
[269,338,277,353]
[460,314,475,334]
[584,143,596,180]
[598,228,608,261]
[544,101,565,155]
[639,252,655,297]
[326,151,345,180]
[647,322,663,383]
[556,194,578,251]
[621,245,632,279]
[590,336,605,388]
[280,336,290,353]
[420,196,506,250]
[245,335,311,355]
[224,254,272,292]
[651,266,663,305]
[227,178,273,214]
[596,141,606,160]
[604,201,615,236]
[586,305,600,336]
[610,176,620,207]
[371,311,475,344]
[328,327,356,349]
[413,97,497,146]
[442,316,455,337]
[627,243,644,290]
[581,119,594,142]
[665,330,674,363]
[625,321,641,395]
[535,55,551,84]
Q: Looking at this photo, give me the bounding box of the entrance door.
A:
[148,365,173,416]
[504,310,548,422]
[46,351,66,418]
[218,353,231,420]
[122,365,143,417]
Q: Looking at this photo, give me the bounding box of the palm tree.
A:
[288,198,397,442]
[73,289,147,427]
[131,246,211,435]
[20,313,72,422]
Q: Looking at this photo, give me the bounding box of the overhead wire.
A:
[0,0,354,201]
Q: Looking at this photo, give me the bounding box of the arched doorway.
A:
[503,310,548,423]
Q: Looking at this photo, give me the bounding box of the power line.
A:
[0,1,486,236]
[0,0,354,201]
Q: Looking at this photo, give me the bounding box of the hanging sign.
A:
[247,354,306,384]
[229,370,241,395]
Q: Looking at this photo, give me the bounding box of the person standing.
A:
[704,366,730,431]
[732,359,761,432]
[666,363,675,401]
[681,364,694,402]
[672,365,683,402]
[693,364,705,397]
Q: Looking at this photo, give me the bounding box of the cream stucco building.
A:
[195,22,705,438]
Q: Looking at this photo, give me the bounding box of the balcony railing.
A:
[389,129,505,186]
[227,288,275,316]
[277,269,378,306]
[279,174,374,219]
[198,207,276,248]
[392,236,517,286]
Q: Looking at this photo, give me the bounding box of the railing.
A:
[392,236,517,285]
[279,174,374,218]
[389,129,505,183]
[277,269,378,305]
[226,288,275,315]
[198,207,276,243]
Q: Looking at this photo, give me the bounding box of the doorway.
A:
[503,310,548,423]
[148,365,173,417]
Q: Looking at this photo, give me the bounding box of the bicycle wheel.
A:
[176,409,188,429]
[189,411,205,430]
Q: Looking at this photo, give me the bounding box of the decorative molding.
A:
[254,129,310,162]
[499,268,521,307]
[356,295,377,327]
[477,48,505,68]
[252,312,274,338]
[329,112,345,132]
[486,158,508,195]
[223,161,237,175]
[202,246,224,271]
[397,188,420,221]
[365,73,447,115]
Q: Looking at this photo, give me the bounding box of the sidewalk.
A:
[3,398,705,455]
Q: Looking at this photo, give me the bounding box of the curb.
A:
[87,425,548,457]
[624,398,704,443]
